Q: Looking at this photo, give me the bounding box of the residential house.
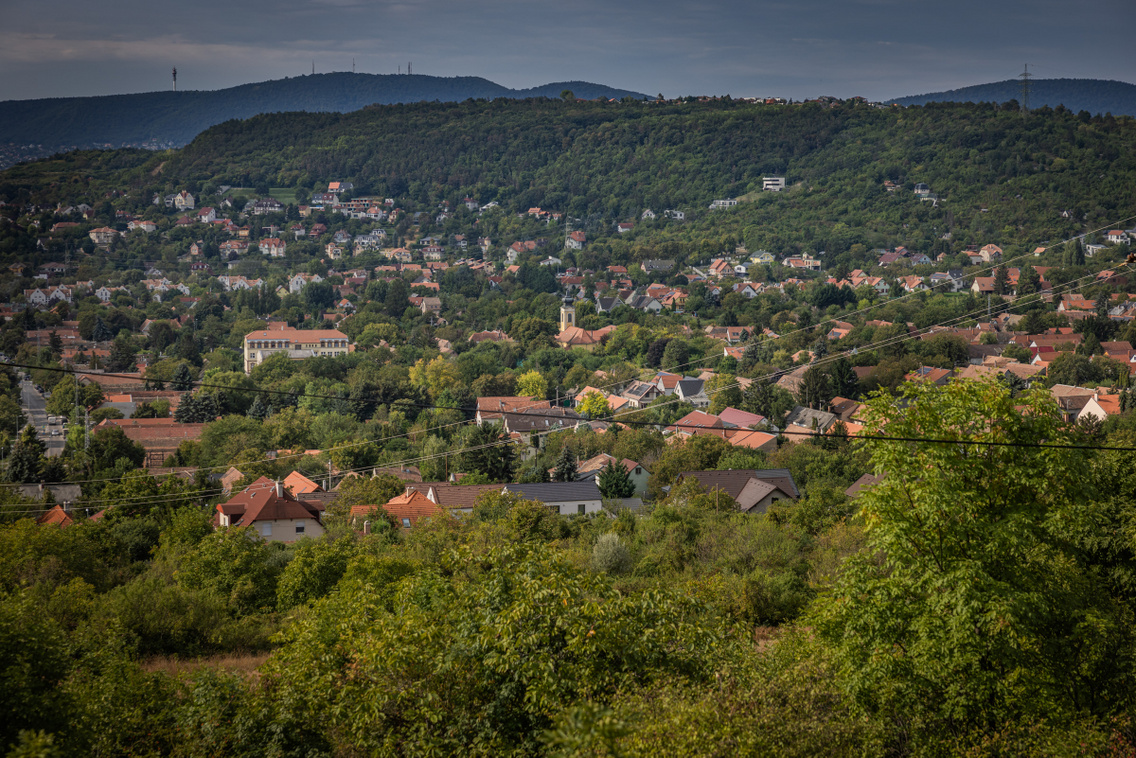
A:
[502,481,604,516]
[676,469,799,514]
[675,378,710,408]
[259,238,286,257]
[215,476,324,542]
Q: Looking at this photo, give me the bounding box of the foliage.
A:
[813,378,1136,736]
[597,459,635,498]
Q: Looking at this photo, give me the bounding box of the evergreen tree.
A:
[552,446,578,483]
[48,331,62,356]
[174,392,198,423]
[106,335,137,372]
[247,394,270,420]
[91,316,114,343]
[597,459,635,498]
[8,425,45,483]
[171,362,195,392]
[797,366,833,410]
[993,266,1009,296]
[829,356,859,399]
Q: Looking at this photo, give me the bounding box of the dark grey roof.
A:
[503,481,603,503]
[676,379,705,397]
[678,468,800,500]
[784,406,837,430]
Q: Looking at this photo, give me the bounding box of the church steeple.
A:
[559,295,576,332]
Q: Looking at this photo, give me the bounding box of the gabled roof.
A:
[678,468,800,503]
[284,470,323,495]
[503,480,603,503]
[407,482,500,509]
[217,476,323,526]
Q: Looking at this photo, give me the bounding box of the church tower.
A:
[559,296,576,332]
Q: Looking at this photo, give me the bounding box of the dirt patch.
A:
[141,651,271,677]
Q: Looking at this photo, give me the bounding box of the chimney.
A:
[275,480,282,498]
[363,520,371,535]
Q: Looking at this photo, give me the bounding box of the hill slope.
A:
[4,98,1134,265]
[0,73,648,161]
[888,78,1136,116]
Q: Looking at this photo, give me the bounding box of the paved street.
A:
[19,379,64,456]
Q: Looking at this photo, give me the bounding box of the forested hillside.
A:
[890,77,1136,116]
[0,73,648,166]
[4,97,1134,262]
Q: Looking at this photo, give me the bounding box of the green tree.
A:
[814,378,1136,735]
[171,362,195,392]
[459,423,516,483]
[516,370,548,399]
[553,445,578,482]
[106,334,138,372]
[597,459,635,498]
[796,366,833,410]
[578,391,611,419]
[7,425,45,483]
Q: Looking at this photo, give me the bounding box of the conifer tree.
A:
[597,459,635,498]
[171,362,195,392]
[552,446,578,483]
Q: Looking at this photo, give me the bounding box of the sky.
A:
[1,0,1133,103]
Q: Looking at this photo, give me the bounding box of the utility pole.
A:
[1019,64,1032,113]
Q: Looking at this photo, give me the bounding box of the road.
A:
[19,379,64,456]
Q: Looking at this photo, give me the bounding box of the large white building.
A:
[243,323,352,373]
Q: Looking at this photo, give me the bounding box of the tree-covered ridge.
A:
[5,97,1130,262]
[0,73,649,163]
[889,77,1136,117]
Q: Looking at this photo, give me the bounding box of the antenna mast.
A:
[172,67,177,92]
[1019,63,1032,112]
[408,61,412,75]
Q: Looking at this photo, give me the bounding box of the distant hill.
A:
[0,73,648,164]
[888,78,1136,116]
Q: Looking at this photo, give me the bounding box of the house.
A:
[419,296,442,315]
[502,481,604,516]
[88,227,118,246]
[782,406,838,441]
[284,470,323,496]
[782,255,822,271]
[573,453,650,494]
[762,176,785,192]
[616,222,633,234]
[641,259,676,274]
[215,476,324,542]
[475,396,552,426]
[1106,230,1130,245]
[243,323,352,373]
[259,238,286,257]
[709,199,738,209]
[353,490,441,530]
[676,469,799,514]
[675,378,710,408]
[621,380,662,409]
[173,191,195,210]
[566,230,586,250]
[289,272,323,294]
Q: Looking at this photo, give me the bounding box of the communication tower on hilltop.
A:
[408,61,412,75]
[172,67,177,92]
[1019,64,1032,112]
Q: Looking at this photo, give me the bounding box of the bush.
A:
[591,533,632,575]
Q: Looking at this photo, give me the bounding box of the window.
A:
[259,523,272,537]
[295,524,305,534]
[577,504,586,515]
[635,467,642,475]
[402,518,412,528]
